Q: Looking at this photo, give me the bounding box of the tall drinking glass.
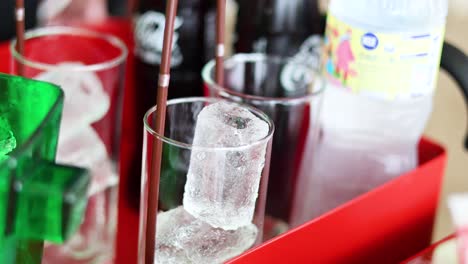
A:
[203,54,324,234]
[11,27,128,263]
[138,98,274,263]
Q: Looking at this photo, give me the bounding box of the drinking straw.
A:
[127,0,138,17]
[15,0,25,76]
[215,0,226,85]
[145,0,179,263]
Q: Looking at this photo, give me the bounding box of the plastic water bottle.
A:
[291,0,448,226]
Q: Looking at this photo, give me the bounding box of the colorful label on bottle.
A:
[324,14,445,100]
[134,11,183,67]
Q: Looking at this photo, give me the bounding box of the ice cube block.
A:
[183,102,269,230]
[155,206,257,264]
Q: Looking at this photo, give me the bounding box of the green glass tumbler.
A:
[0,73,90,264]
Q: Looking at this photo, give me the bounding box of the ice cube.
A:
[37,63,116,264]
[35,62,110,142]
[56,126,117,196]
[87,158,118,196]
[56,126,107,167]
[155,206,258,264]
[182,102,269,230]
[43,186,118,264]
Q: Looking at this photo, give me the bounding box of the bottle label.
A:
[135,11,184,67]
[324,14,445,100]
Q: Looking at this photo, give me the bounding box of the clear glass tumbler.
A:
[138,97,274,264]
[203,53,324,235]
[11,26,128,264]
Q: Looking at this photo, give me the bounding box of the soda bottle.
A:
[291,0,449,226]
[233,0,322,223]
[134,0,204,99]
[129,0,205,208]
[203,0,239,63]
[235,0,322,57]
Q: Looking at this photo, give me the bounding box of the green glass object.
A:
[0,73,90,263]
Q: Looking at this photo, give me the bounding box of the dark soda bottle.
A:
[134,0,205,99]
[203,0,216,63]
[236,0,322,57]
[235,0,323,223]
[128,0,205,208]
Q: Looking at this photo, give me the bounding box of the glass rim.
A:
[10,26,128,72]
[202,53,325,104]
[143,97,275,151]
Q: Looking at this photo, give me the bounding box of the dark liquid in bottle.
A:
[235,0,322,222]
[128,0,206,209]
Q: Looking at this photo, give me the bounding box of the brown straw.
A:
[145,0,179,263]
[215,0,226,85]
[127,0,138,17]
[15,0,25,76]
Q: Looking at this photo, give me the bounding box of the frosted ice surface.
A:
[43,186,118,263]
[37,63,116,195]
[35,62,110,142]
[186,101,269,147]
[37,62,116,263]
[183,102,269,230]
[56,126,117,196]
[56,126,107,168]
[155,206,258,264]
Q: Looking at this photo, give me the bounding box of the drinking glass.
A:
[203,53,324,234]
[449,194,468,264]
[138,97,274,264]
[402,235,459,263]
[11,26,128,263]
[0,73,90,264]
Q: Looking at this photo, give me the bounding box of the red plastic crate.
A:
[228,138,446,264]
[0,19,447,264]
[402,234,457,263]
[114,136,446,264]
[53,20,448,264]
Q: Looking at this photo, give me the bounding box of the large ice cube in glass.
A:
[183,102,269,230]
[155,207,257,264]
